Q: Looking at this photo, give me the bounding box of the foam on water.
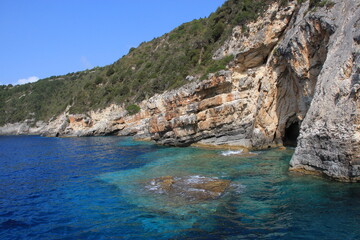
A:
[221,149,244,156]
[183,175,214,184]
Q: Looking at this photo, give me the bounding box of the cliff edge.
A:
[1,0,359,182]
[289,0,360,182]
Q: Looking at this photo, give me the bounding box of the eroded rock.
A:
[2,0,360,181]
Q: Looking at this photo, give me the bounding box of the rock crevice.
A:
[1,0,359,181]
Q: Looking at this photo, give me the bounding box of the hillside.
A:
[2,0,360,182]
[0,0,280,126]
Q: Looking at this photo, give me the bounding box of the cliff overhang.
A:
[1,0,360,182]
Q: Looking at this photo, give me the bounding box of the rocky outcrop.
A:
[1,0,359,182]
[0,104,126,137]
[46,104,128,137]
[113,1,299,149]
[288,0,360,182]
[0,120,47,135]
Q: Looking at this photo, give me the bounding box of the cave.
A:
[282,121,300,147]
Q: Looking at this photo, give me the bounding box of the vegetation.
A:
[0,0,283,126]
[309,0,335,9]
[126,104,141,115]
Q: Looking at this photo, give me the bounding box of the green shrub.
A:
[106,68,115,76]
[114,85,129,96]
[309,0,334,8]
[280,0,289,7]
[128,47,136,54]
[95,76,104,85]
[126,104,141,115]
[206,55,233,74]
[211,22,225,42]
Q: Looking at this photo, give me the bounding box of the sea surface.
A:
[1,136,360,240]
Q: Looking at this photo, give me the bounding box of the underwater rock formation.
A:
[1,0,359,181]
[146,176,231,202]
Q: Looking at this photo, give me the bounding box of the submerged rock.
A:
[146,176,231,202]
[2,1,359,182]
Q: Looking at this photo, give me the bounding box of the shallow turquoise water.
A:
[1,136,360,239]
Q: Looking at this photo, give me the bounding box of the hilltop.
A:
[0,0,278,125]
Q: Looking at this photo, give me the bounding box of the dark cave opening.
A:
[282,121,300,147]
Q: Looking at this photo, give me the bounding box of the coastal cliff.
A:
[1,0,359,181]
[288,0,360,181]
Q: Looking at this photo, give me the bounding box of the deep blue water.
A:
[1,136,360,239]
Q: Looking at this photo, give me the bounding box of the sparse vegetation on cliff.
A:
[126,104,141,115]
[0,0,287,125]
[309,0,335,9]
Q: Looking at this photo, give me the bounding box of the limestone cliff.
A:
[288,0,360,182]
[1,0,359,182]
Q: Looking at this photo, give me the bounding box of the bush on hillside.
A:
[126,104,141,115]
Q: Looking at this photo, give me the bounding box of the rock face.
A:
[115,1,299,149]
[1,0,359,181]
[288,0,360,182]
[145,176,231,202]
[0,120,47,135]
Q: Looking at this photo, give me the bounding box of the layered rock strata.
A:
[1,0,359,181]
[288,0,360,182]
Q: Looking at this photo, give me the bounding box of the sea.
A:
[1,135,360,240]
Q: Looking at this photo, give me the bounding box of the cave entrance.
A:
[282,121,300,147]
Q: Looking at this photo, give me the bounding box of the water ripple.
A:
[1,136,360,239]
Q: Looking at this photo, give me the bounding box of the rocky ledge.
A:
[1,0,359,182]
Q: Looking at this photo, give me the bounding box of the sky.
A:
[0,0,226,85]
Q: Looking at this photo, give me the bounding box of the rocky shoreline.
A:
[1,0,359,182]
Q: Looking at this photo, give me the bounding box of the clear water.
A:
[1,136,360,240]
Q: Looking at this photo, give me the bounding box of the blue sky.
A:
[0,0,226,85]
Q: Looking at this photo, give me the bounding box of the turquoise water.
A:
[1,136,360,239]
